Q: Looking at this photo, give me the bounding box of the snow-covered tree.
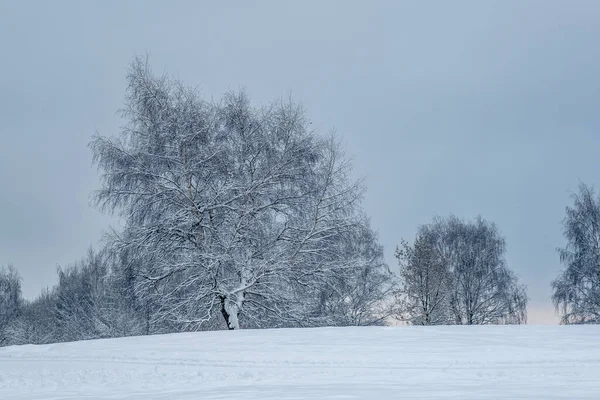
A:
[53,248,145,342]
[308,221,398,327]
[91,58,393,330]
[552,184,600,324]
[445,216,527,325]
[4,249,148,346]
[0,265,22,346]
[396,216,527,325]
[6,289,57,345]
[395,226,452,325]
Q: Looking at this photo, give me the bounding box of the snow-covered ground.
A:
[0,325,598,399]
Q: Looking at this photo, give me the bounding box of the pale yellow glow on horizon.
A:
[527,306,560,325]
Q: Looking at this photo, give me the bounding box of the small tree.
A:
[552,184,600,324]
[395,227,452,325]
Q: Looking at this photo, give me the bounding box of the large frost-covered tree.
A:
[552,184,600,324]
[91,58,393,330]
[396,216,527,325]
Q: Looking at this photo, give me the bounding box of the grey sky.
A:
[2,1,599,323]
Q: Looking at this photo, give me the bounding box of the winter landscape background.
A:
[2,1,600,398]
[3,1,600,324]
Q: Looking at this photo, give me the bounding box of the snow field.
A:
[0,325,598,399]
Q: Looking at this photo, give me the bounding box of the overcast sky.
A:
[2,1,600,324]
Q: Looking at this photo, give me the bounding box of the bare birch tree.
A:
[552,184,600,324]
[396,216,527,325]
[395,225,452,325]
[91,57,392,330]
[445,216,527,325]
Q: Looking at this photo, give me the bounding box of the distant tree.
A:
[0,265,22,346]
[552,184,600,324]
[7,289,57,345]
[91,57,393,330]
[4,249,148,346]
[53,248,145,342]
[309,222,398,327]
[395,225,452,325]
[396,216,527,325]
[445,216,527,325]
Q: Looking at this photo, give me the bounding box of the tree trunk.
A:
[220,295,241,330]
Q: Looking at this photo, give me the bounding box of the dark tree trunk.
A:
[219,296,235,330]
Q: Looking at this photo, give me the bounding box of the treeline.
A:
[1,250,146,345]
[1,58,596,346]
[0,213,532,347]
